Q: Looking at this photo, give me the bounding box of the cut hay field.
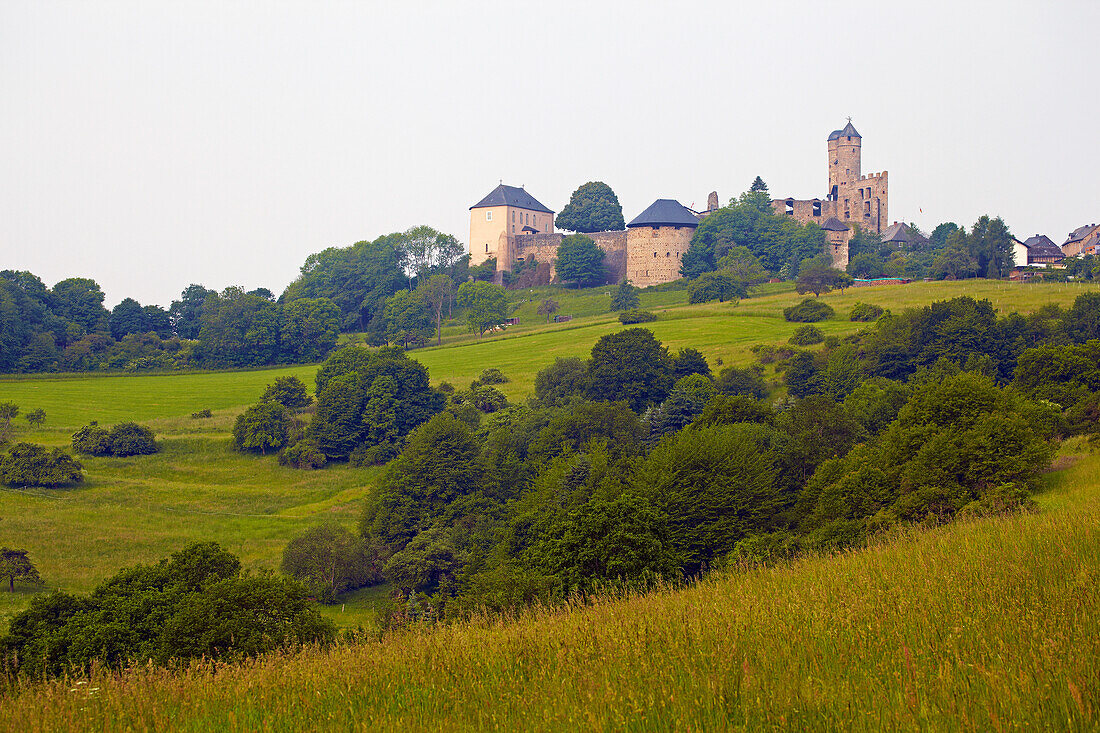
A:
[0,279,1096,634]
[3,441,1097,731]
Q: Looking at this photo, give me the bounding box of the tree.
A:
[847,252,886,279]
[106,422,158,457]
[262,376,313,410]
[534,356,589,407]
[382,289,433,348]
[169,284,216,340]
[0,548,42,592]
[749,176,769,194]
[968,215,1015,279]
[281,524,381,602]
[0,443,83,487]
[280,297,341,361]
[796,256,848,297]
[586,328,673,412]
[688,272,747,304]
[537,298,560,323]
[24,409,45,429]
[419,274,455,346]
[555,234,606,287]
[50,277,109,335]
[198,287,280,367]
[930,222,960,250]
[233,402,290,455]
[0,402,18,442]
[456,281,509,338]
[671,347,711,380]
[555,181,625,233]
[717,246,770,285]
[110,297,147,340]
[610,281,640,311]
[931,229,978,280]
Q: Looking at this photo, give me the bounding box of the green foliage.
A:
[278,439,327,470]
[555,181,625,233]
[847,252,886,279]
[967,215,1015,279]
[849,302,884,321]
[383,289,433,348]
[233,402,290,455]
[796,257,851,297]
[555,234,607,287]
[694,395,773,427]
[262,376,313,410]
[2,542,334,678]
[478,368,509,385]
[197,287,280,368]
[783,298,835,322]
[688,272,747,304]
[618,309,656,324]
[0,443,83,487]
[586,328,673,412]
[536,298,559,322]
[281,524,381,602]
[0,548,42,592]
[610,281,641,311]
[634,424,780,573]
[647,374,719,438]
[106,422,158,457]
[715,366,768,399]
[788,325,825,345]
[456,281,509,338]
[1065,291,1100,343]
[670,347,711,380]
[280,297,341,361]
[24,408,46,428]
[716,246,770,285]
[931,228,978,280]
[534,357,589,407]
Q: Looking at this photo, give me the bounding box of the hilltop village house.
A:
[468,121,889,285]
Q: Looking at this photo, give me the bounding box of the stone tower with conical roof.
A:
[827,120,862,201]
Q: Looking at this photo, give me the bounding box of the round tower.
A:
[827,120,862,199]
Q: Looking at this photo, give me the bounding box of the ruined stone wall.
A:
[509,230,628,284]
[837,171,888,233]
[625,225,695,287]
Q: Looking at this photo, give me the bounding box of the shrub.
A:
[478,368,509,385]
[849,302,885,322]
[107,422,158,457]
[349,440,401,467]
[788,325,825,346]
[466,385,508,413]
[233,402,290,455]
[784,298,835,323]
[191,409,213,419]
[282,525,383,603]
[0,443,83,487]
[715,366,769,399]
[71,423,112,456]
[619,309,657,324]
[534,356,589,407]
[279,439,327,469]
[24,409,46,428]
[688,272,747,304]
[262,376,313,410]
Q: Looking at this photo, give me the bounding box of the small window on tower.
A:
[486,211,492,221]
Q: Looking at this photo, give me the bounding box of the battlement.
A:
[858,171,888,181]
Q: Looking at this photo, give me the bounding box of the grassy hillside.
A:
[0,279,1096,632]
[3,443,1097,731]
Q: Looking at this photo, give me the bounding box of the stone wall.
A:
[625,225,694,287]
[509,230,628,284]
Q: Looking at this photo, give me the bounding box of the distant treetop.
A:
[556,182,626,233]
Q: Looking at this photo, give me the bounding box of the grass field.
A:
[0,279,1096,636]
[1,441,1096,731]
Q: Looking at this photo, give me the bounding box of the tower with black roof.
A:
[624,199,700,287]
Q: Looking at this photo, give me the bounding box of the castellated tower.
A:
[827,121,862,201]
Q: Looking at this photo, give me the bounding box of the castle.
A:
[469,121,888,284]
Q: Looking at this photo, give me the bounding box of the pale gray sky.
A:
[2,1,1097,307]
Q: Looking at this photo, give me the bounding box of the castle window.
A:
[653,252,657,258]
[812,201,822,216]
[512,211,515,222]
[486,211,493,221]
[485,243,490,252]
[652,229,659,238]
[785,200,794,216]
[666,252,670,258]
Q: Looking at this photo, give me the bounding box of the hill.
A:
[2,443,1097,730]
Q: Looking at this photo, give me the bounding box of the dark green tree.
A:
[586,328,673,411]
[796,255,848,297]
[537,298,560,322]
[169,284,216,340]
[281,524,381,602]
[968,215,1015,279]
[262,376,313,410]
[0,443,83,487]
[717,246,770,285]
[555,234,607,287]
[24,409,46,429]
[418,274,455,346]
[0,548,42,592]
[749,176,769,194]
[534,356,589,407]
[383,289,433,348]
[280,297,341,361]
[109,297,147,340]
[50,277,109,335]
[688,272,747,304]
[610,281,640,311]
[555,181,626,233]
[233,402,290,455]
[106,422,158,457]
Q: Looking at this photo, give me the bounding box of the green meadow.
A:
[0,278,1097,654]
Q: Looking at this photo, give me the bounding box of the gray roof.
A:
[1064,224,1098,244]
[827,121,862,141]
[821,217,850,232]
[1023,235,1065,258]
[470,184,553,213]
[626,199,700,228]
[881,222,912,243]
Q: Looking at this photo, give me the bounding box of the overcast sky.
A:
[3,1,1098,307]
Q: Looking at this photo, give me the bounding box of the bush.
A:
[478,368,509,385]
[279,439,327,469]
[349,440,401,467]
[784,298,835,323]
[107,422,158,457]
[687,272,747,304]
[262,376,313,410]
[71,422,157,457]
[281,525,382,603]
[534,357,589,407]
[191,409,213,419]
[462,385,508,413]
[619,309,657,324]
[233,402,290,454]
[715,366,768,399]
[0,443,83,487]
[71,423,112,456]
[788,325,825,346]
[849,302,885,322]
